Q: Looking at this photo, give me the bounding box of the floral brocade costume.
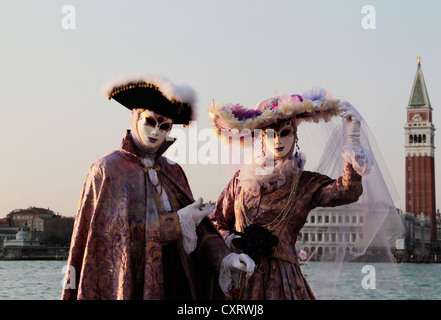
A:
[212,161,362,300]
[62,131,229,300]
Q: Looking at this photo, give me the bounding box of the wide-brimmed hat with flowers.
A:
[208,87,342,138]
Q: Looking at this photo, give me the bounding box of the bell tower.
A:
[404,57,437,241]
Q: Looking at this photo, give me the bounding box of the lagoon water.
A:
[0,260,440,300]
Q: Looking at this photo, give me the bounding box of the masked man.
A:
[61,75,255,300]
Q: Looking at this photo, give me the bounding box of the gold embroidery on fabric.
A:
[238,173,301,234]
[173,212,182,240]
[342,178,362,186]
[109,82,159,99]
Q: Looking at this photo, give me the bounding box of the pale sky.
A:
[0,0,440,217]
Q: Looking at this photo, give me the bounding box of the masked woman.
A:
[208,88,379,300]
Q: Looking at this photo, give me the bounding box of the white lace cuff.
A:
[177,208,197,254]
[342,144,373,176]
[219,253,240,296]
[225,233,235,248]
[225,233,242,253]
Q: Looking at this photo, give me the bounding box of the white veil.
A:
[298,114,404,299]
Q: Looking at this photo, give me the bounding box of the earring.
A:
[294,136,303,168]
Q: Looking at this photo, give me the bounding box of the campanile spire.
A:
[404,57,437,241]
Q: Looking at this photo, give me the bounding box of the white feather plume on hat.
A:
[101,74,197,106]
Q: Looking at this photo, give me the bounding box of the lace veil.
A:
[298,114,403,299]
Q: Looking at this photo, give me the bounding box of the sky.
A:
[0,0,440,218]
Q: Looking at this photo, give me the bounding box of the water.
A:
[0,260,66,300]
[0,260,440,300]
[303,262,441,300]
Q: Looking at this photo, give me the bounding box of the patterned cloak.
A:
[61,131,230,300]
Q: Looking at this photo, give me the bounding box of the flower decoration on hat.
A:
[208,87,341,140]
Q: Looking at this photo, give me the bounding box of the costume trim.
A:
[102,75,196,107]
[342,178,362,186]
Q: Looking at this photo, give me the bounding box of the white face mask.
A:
[135,109,173,153]
[262,120,296,159]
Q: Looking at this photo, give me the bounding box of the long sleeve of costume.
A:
[306,161,363,211]
[211,171,241,244]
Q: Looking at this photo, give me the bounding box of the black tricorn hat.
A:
[103,75,196,125]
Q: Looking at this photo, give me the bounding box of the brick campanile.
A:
[404,57,437,241]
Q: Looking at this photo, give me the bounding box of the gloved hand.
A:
[224,253,256,279]
[177,198,215,254]
[219,252,256,296]
[339,101,362,148]
[339,101,373,176]
[178,197,214,227]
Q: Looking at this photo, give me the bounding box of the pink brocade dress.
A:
[212,162,362,300]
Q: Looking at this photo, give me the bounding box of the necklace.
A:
[143,164,163,196]
[238,173,301,234]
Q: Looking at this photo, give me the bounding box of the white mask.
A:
[135,109,173,153]
[262,120,296,160]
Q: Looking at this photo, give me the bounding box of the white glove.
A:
[178,197,214,226]
[219,253,256,296]
[339,101,362,148]
[177,197,215,254]
[226,253,256,276]
[339,101,373,175]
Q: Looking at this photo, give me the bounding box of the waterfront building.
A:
[298,207,402,262]
[0,229,19,249]
[398,57,441,261]
[397,209,440,256]
[404,57,437,241]
[3,229,41,247]
[0,218,19,249]
[6,206,58,241]
[2,228,68,260]
[298,207,366,261]
[1,206,74,254]
[7,206,55,230]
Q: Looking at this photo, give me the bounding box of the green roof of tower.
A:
[409,58,431,108]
